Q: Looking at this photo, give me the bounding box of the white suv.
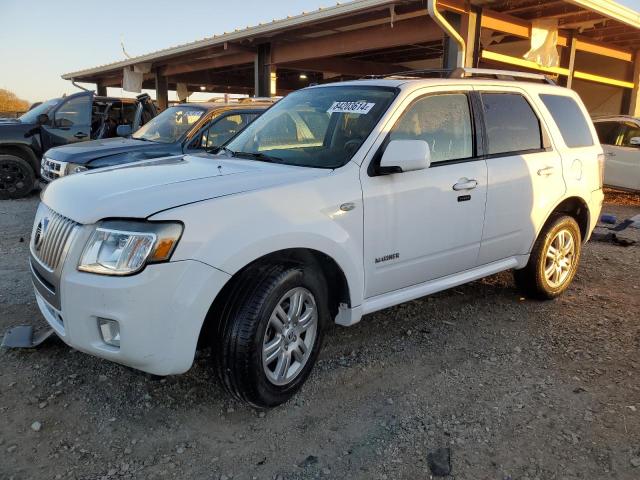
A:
[30,69,604,407]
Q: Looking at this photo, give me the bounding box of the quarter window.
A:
[539,94,594,148]
[481,93,543,156]
[389,93,473,163]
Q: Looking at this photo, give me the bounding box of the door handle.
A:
[537,166,555,176]
[605,152,616,157]
[74,132,88,139]
[452,179,478,191]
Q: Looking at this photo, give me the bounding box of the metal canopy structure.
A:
[62,0,640,116]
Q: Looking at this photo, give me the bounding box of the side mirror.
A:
[629,137,640,147]
[379,139,431,174]
[36,113,49,125]
[117,124,132,137]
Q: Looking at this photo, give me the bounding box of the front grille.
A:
[32,207,79,271]
[41,157,67,182]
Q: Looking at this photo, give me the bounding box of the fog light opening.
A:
[98,318,120,348]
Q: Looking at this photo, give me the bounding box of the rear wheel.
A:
[514,215,582,300]
[0,154,35,200]
[213,264,328,408]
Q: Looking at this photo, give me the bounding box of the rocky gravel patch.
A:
[1,192,639,480]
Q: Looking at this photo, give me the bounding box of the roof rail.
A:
[369,68,556,85]
[450,68,557,85]
[365,69,454,80]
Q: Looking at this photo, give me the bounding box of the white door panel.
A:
[604,145,640,191]
[479,150,565,264]
[362,160,487,298]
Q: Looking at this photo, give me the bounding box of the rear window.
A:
[539,94,594,148]
[481,93,543,156]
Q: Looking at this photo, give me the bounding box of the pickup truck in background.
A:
[0,91,157,199]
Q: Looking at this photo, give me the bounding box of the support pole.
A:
[254,43,275,97]
[559,35,577,89]
[96,83,107,97]
[155,70,168,111]
[628,50,640,116]
[462,7,481,68]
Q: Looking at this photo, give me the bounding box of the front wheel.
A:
[514,215,582,300]
[213,264,328,408]
[0,155,35,200]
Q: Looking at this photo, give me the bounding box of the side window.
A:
[481,93,543,156]
[594,121,622,146]
[539,94,594,148]
[389,93,473,163]
[200,113,259,149]
[54,95,91,128]
[620,122,640,147]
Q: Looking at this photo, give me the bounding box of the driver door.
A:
[41,92,93,151]
[360,87,488,298]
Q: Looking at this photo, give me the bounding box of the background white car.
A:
[593,116,640,192]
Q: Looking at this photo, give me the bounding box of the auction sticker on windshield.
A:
[327,101,375,115]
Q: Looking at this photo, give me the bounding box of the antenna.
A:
[120,35,132,59]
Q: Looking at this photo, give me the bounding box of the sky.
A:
[1,0,639,103]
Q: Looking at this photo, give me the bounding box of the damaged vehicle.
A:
[40,100,273,183]
[0,91,156,199]
[30,69,604,407]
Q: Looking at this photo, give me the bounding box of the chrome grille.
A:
[41,157,67,182]
[32,207,79,271]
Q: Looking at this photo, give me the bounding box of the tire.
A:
[0,154,35,200]
[514,215,582,300]
[213,263,328,408]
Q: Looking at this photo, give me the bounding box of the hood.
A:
[45,137,163,165]
[0,117,23,124]
[41,154,329,224]
[0,120,38,140]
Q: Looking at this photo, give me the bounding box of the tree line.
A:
[0,89,30,113]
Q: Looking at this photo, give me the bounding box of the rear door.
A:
[475,87,565,265]
[40,92,93,151]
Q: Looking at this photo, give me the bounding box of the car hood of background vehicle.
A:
[45,137,161,164]
[42,154,329,224]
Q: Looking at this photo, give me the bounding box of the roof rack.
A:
[369,67,556,85]
[450,68,556,85]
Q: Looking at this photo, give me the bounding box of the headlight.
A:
[78,220,183,276]
[65,163,88,175]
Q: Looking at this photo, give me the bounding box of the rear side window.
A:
[594,121,621,145]
[481,93,543,156]
[539,94,594,148]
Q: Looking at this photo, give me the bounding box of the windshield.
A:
[132,106,205,143]
[225,85,398,168]
[18,98,60,123]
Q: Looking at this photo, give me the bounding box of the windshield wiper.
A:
[232,151,283,163]
[207,145,234,155]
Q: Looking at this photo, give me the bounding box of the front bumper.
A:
[33,259,231,375]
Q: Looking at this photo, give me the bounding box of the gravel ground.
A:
[1,192,639,480]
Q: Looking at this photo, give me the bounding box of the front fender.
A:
[150,163,366,307]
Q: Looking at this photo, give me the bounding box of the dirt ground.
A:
[1,190,639,480]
